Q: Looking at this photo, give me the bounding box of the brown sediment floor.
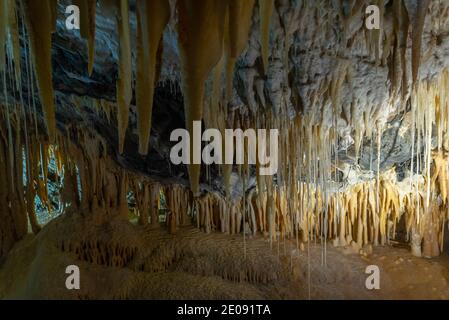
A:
[292,242,449,299]
[0,214,448,300]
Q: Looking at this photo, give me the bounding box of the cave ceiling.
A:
[1,0,448,189]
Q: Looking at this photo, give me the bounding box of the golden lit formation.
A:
[1,0,449,300]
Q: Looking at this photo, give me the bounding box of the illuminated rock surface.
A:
[1,0,449,299]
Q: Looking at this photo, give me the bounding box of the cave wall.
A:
[1,0,449,261]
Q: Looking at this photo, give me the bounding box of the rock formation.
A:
[1,0,449,299]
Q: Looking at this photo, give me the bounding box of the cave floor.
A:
[292,241,449,299]
[1,214,449,300]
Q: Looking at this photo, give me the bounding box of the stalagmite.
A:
[22,0,56,141]
[136,0,170,155]
[421,202,441,258]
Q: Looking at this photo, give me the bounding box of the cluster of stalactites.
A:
[199,69,449,258]
[361,0,430,98]
[2,90,449,260]
[129,180,160,227]
[0,106,52,257]
[129,181,193,231]
[2,1,436,200]
[0,109,30,258]
[176,0,271,196]
[163,185,192,233]
[0,99,146,259]
[2,0,270,196]
[1,0,447,263]
[187,162,448,259]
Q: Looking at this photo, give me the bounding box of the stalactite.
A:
[390,0,409,103]
[136,0,170,155]
[411,0,431,87]
[1,0,449,270]
[131,179,149,225]
[25,131,42,234]
[259,0,273,74]
[229,1,255,59]
[0,111,28,258]
[0,1,6,71]
[177,0,227,196]
[22,0,56,142]
[150,183,161,227]
[5,0,21,84]
[163,184,192,233]
[49,0,58,32]
[114,0,132,155]
[365,0,384,64]
[75,0,97,75]
[226,0,255,100]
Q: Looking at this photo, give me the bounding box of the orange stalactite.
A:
[177,0,227,196]
[136,0,170,155]
[22,0,56,142]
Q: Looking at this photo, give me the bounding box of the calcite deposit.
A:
[1,0,449,300]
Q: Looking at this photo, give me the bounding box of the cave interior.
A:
[1,0,449,300]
